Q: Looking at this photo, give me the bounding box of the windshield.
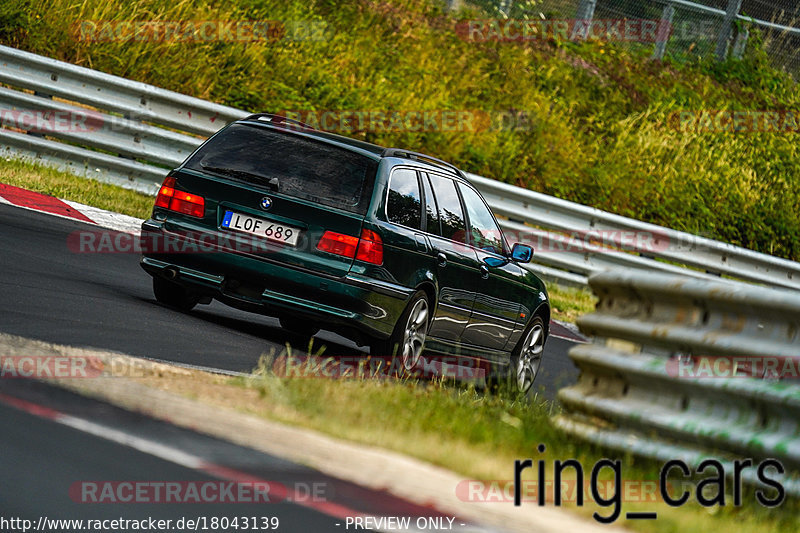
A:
[184,123,378,214]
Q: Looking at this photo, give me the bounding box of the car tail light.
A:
[170,191,205,218]
[316,229,383,265]
[155,177,175,209]
[154,176,205,218]
[355,229,383,265]
[317,231,359,258]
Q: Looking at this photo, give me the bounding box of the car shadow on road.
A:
[137,295,369,358]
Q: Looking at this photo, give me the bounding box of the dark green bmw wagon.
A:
[140,113,550,394]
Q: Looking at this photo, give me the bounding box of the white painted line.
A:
[59,414,205,469]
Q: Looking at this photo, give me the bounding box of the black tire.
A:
[152,277,199,312]
[279,317,320,340]
[503,315,546,398]
[371,290,430,374]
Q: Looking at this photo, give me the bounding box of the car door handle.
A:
[437,253,447,268]
[414,233,428,252]
[479,264,489,279]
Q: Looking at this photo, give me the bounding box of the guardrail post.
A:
[651,3,675,60]
[572,0,597,40]
[732,25,750,58]
[24,91,52,139]
[715,0,743,61]
[575,0,596,20]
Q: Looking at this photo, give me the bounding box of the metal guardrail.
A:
[553,270,800,495]
[0,127,166,193]
[0,44,236,194]
[1,44,800,290]
[0,85,202,165]
[469,174,800,289]
[0,45,247,137]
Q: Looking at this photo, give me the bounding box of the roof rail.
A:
[381,148,467,180]
[242,113,316,130]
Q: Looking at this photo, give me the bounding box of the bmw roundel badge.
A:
[260,197,272,210]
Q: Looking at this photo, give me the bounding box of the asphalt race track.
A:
[0,202,581,399]
[0,378,459,532]
[0,200,585,532]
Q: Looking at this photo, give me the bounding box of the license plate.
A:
[221,211,301,246]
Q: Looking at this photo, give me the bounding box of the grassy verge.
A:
[0,157,154,219]
[4,0,800,260]
[546,284,597,323]
[126,348,799,533]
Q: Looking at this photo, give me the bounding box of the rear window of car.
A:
[183,123,378,214]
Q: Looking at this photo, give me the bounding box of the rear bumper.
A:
[140,220,412,342]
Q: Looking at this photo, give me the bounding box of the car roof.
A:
[238,114,471,184]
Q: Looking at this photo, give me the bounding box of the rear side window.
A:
[386,168,422,229]
[428,174,467,243]
[421,173,440,235]
[183,124,377,214]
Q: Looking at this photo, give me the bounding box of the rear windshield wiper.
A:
[200,165,279,191]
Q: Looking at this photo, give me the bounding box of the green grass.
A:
[546,283,597,323]
[3,0,799,260]
[0,157,154,219]
[202,349,800,533]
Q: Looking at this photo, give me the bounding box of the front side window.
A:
[428,174,467,243]
[386,168,422,229]
[459,183,506,254]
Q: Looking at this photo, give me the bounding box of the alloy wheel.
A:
[516,322,544,393]
[401,298,428,371]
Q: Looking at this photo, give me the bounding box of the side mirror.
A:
[511,243,533,263]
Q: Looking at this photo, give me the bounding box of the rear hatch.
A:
[162,122,379,278]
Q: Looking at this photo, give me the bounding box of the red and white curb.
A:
[0,182,142,235]
[0,181,586,343]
